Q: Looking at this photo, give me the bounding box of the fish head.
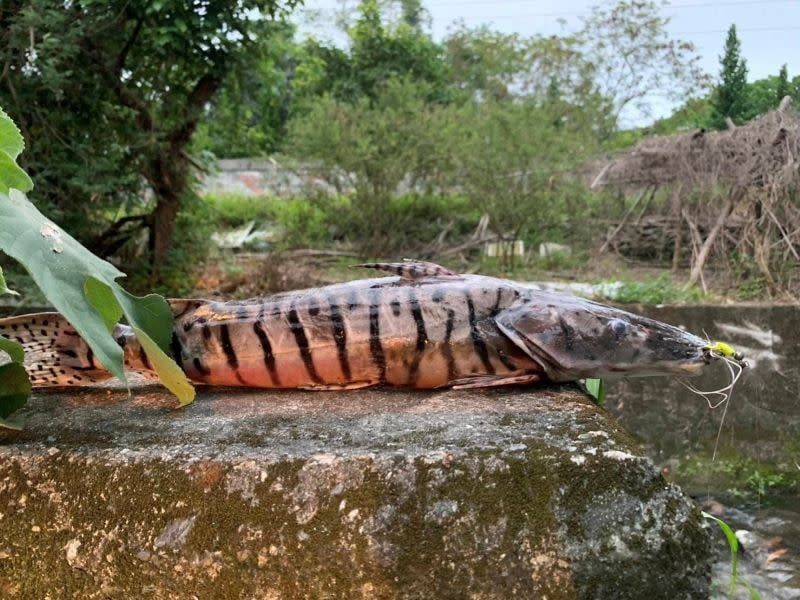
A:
[497,292,716,380]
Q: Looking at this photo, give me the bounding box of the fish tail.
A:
[0,312,113,387]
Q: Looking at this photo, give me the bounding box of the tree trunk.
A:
[146,146,190,271]
[150,192,181,264]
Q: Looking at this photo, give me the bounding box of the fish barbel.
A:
[1,261,726,390]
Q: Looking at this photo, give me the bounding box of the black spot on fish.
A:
[558,317,575,351]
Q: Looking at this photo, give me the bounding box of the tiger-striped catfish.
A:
[1,261,726,390]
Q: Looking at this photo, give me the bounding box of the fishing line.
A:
[678,354,744,461]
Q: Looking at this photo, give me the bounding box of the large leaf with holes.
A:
[0,190,194,404]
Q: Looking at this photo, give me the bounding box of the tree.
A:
[287,78,447,256]
[194,21,298,158]
[775,64,790,104]
[0,0,298,269]
[576,0,709,126]
[444,100,595,261]
[293,0,450,107]
[711,25,749,128]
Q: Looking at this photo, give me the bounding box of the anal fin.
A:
[449,374,541,390]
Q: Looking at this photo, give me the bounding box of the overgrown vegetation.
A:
[0,0,795,302]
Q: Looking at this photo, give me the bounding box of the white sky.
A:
[294,0,800,125]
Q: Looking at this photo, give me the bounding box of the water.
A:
[605,304,800,598]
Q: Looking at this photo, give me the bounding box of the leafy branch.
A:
[0,105,194,429]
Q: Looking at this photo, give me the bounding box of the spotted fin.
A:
[355,260,457,280]
[0,312,112,387]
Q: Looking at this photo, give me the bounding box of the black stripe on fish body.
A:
[368,289,386,383]
[287,305,323,384]
[491,288,503,316]
[390,298,402,317]
[139,345,152,370]
[253,316,281,386]
[466,292,495,375]
[307,294,321,317]
[170,332,185,368]
[86,346,95,369]
[328,298,351,381]
[201,324,212,346]
[407,288,428,385]
[193,357,211,376]
[443,308,457,379]
[219,323,247,384]
[494,346,518,372]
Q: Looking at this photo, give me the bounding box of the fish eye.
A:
[608,319,629,335]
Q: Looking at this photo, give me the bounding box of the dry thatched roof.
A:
[592,97,800,193]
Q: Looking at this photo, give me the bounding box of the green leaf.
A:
[0,190,127,382]
[0,335,24,364]
[0,106,25,160]
[134,327,195,407]
[0,150,34,194]
[86,279,191,404]
[585,378,605,406]
[0,362,30,429]
[702,511,740,595]
[115,288,172,354]
[0,266,18,296]
[84,277,124,332]
[0,186,194,406]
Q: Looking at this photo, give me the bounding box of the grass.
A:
[703,512,762,600]
[605,274,706,304]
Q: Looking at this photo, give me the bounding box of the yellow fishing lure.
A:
[705,341,745,363]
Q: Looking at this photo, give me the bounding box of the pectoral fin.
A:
[450,374,541,389]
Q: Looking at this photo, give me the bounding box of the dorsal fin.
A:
[355,260,458,280]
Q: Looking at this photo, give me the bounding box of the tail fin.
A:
[0,312,113,387]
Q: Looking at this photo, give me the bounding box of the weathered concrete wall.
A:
[0,385,710,599]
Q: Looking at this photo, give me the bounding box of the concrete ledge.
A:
[0,385,710,599]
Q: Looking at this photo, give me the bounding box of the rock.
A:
[0,385,711,599]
